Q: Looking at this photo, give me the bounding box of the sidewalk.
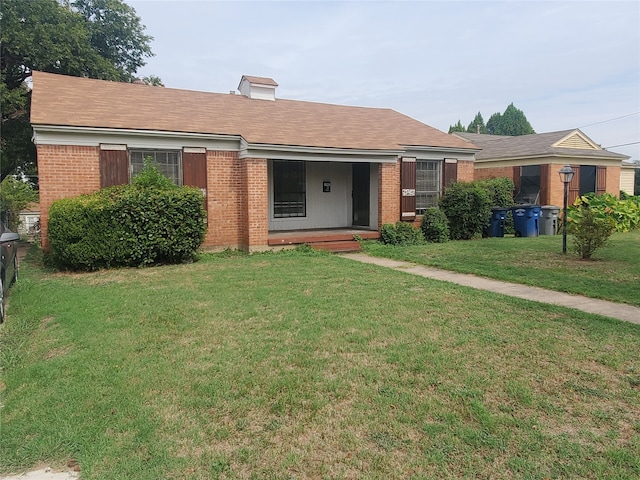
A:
[342,253,640,325]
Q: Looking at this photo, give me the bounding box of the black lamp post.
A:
[559,165,575,254]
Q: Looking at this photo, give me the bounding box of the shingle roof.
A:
[31,71,477,152]
[455,131,628,161]
[240,75,278,87]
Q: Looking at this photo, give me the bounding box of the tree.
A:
[448,120,465,134]
[486,112,502,135]
[466,112,487,134]
[454,104,535,137]
[497,103,535,136]
[142,75,164,86]
[0,176,39,230]
[0,0,156,181]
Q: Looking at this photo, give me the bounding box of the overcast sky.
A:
[128,0,640,160]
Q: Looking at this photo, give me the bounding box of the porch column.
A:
[243,157,269,250]
[378,160,400,228]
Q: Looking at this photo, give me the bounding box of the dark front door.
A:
[352,163,370,226]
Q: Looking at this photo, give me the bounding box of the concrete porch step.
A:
[309,240,362,253]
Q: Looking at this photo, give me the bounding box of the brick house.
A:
[454,130,629,206]
[30,71,479,251]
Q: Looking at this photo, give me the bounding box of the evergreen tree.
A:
[448,120,466,134]
[466,112,487,134]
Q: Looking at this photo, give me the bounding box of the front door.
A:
[352,163,370,226]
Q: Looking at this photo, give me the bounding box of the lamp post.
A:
[559,165,575,254]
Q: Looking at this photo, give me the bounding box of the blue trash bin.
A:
[487,207,508,237]
[511,205,541,237]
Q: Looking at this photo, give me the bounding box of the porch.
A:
[268,228,380,252]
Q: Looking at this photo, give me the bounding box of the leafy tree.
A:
[448,120,465,134]
[142,75,164,86]
[0,0,156,181]
[466,112,487,134]
[0,176,39,229]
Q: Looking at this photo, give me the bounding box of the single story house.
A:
[30,71,479,251]
[454,130,629,206]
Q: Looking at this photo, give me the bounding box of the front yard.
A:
[1,246,639,479]
[363,230,640,306]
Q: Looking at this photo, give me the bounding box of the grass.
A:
[1,246,639,479]
[362,229,640,306]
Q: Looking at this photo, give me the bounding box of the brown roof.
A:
[455,131,628,161]
[240,75,278,87]
[31,71,477,152]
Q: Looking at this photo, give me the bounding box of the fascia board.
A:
[32,125,242,151]
[240,142,402,163]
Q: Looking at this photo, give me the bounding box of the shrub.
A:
[567,192,640,232]
[380,222,423,246]
[475,177,515,208]
[420,207,449,243]
[439,182,491,240]
[568,205,615,259]
[48,166,206,270]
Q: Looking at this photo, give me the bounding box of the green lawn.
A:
[1,247,639,479]
[363,229,640,306]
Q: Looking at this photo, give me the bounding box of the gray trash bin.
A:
[540,205,560,235]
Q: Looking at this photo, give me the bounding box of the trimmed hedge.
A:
[420,207,449,243]
[439,182,491,240]
[48,184,206,271]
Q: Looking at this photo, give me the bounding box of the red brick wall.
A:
[457,160,475,182]
[475,166,515,182]
[243,158,269,250]
[205,151,244,249]
[378,160,400,227]
[37,145,101,249]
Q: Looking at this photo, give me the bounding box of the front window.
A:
[416,160,441,215]
[130,150,182,185]
[273,160,306,218]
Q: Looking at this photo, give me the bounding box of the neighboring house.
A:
[620,160,638,195]
[454,130,629,206]
[17,202,40,235]
[30,71,479,251]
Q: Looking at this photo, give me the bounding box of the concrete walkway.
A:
[342,253,640,325]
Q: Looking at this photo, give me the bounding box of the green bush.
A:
[475,177,515,207]
[380,222,423,246]
[439,182,491,240]
[568,205,615,259]
[48,171,206,270]
[567,192,640,232]
[420,207,449,243]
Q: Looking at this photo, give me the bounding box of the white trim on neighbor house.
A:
[474,154,626,169]
[552,130,600,150]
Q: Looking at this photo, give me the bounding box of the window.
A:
[517,165,541,203]
[273,160,306,218]
[130,150,182,185]
[415,160,441,215]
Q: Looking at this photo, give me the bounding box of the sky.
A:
[128,0,640,160]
